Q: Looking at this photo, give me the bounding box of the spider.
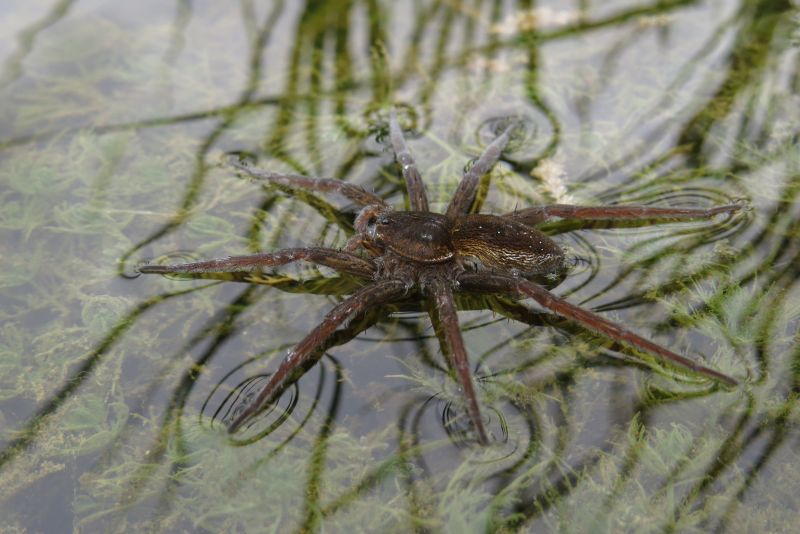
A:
[139,110,741,445]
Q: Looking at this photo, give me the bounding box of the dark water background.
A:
[1,1,798,532]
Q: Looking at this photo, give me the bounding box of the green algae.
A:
[0,1,798,532]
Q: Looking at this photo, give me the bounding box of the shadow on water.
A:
[0,0,798,532]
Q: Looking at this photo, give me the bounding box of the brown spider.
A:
[139,110,740,445]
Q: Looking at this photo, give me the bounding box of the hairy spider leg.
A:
[426,281,490,444]
[457,273,738,387]
[139,247,376,279]
[230,158,389,208]
[446,124,515,220]
[389,109,430,212]
[227,279,409,433]
[505,203,744,226]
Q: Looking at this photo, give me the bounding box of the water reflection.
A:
[0,0,798,532]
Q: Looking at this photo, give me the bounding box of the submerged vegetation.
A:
[0,0,798,532]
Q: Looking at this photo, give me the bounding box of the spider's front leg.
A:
[389,109,430,212]
[229,157,389,209]
[458,272,738,387]
[138,247,377,279]
[228,279,408,433]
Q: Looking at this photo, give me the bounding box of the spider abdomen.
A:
[452,214,564,275]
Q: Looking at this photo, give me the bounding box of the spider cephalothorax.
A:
[140,109,741,445]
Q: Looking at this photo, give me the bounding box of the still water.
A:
[1,0,798,532]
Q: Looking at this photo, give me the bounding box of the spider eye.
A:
[378,217,390,225]
[367,216,377,226]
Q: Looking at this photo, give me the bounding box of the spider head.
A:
[354,204,392,251]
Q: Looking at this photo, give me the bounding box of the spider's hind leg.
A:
[506,202,745,226]
[425,280,490,445]
[457,272,738,387]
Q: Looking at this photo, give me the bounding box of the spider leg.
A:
[505,203,744,226]
[228,278,408,433]
[139,247,376,279]
[230,158,389,208]
[446,123,514,220]
[425,280,490,445]
[389,109,430,212]
[457,273,738,387]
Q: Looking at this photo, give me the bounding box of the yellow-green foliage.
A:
[1,1,799,533]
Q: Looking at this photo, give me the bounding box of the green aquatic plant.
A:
[0,0,798,532]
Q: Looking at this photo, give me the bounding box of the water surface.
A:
[1,1,799,532]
